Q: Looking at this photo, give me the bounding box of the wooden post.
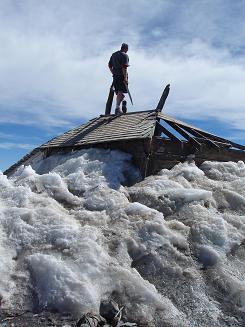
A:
[105,83,114,115]
[156,84,170,112]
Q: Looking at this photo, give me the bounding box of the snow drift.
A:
[0,148,244,326]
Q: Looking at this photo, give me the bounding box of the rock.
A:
[76,313,104,327]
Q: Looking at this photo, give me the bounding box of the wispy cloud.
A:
[0,132,15,140]
[0,142,35,150]
[0,0,245,130]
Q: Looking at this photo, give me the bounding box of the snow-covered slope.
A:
[0,148,244,326]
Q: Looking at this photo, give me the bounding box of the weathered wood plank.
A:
[84,124,153,135]
[91,122,151,130]
[75,135,150,144]
[156,84,170,112]
[105,83,114,115]
[80,125,153,136]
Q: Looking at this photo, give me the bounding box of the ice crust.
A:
[0,149,245,326]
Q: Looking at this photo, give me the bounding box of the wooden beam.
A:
[105,83,114,115]
[164,120,201,150]
[189,128,244,150]
[158,112,245,150]
[155,121,182,144]
[177,124,220,149]
[156,84,170,112]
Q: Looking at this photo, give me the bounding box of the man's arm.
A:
[108,56,114,74]
[122,66,128,83]
[121,53,129,83]
[108,63,114,74]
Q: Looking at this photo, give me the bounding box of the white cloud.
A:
[0,0,245,131]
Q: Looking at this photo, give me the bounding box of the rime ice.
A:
[0,150,244,326]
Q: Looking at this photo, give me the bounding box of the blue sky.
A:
[1,0,245,171]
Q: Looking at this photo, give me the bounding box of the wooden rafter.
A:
[190,128,244,150]
[155,121,182,144]
[177,124,220,149]
[164,120,201,150]
[158,112,245,151]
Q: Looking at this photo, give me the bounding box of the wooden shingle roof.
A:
[40,110,157,148]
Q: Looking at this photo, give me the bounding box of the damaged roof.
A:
[4,83,245,177]
[40,110,157,148]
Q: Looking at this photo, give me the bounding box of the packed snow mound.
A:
[0,149,244,326]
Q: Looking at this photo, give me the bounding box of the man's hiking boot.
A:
[115,108,123,115]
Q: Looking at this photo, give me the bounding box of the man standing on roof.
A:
[108,43,129,114]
